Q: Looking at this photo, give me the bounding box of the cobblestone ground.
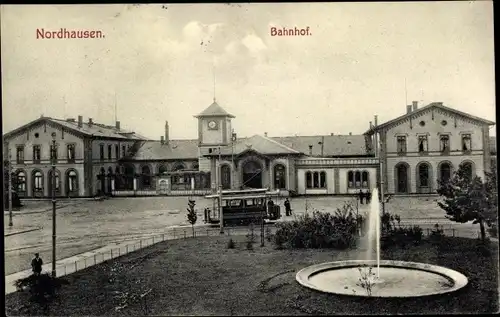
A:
[4,195,478,275]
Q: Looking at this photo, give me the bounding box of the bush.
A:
[429,223,446,244]
[227,239,235,249]
[381,212,423,249]
[14,273,69,304]
[246,240,254,250]
[487,224,497,238]
[273,202,364,250]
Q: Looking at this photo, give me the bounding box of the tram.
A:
[204,188,282,226]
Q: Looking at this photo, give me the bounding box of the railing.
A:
[29,222,486,282]
[296,158,379,166]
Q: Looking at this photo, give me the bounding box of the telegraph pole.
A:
[8,148,13,227]
[375,115,385,214]
[51,133,57,278]
[218,146,224,234]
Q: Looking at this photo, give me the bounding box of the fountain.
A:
[296,188,468,298]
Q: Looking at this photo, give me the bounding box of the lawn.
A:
[5,234,498,316]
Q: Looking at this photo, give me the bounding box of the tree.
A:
[437,164,497,241]
[186,199,197,237]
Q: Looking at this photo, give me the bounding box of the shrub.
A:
[429,223,445,244]
[487,224,497,238]
[265,226,273,242]
[227,239,235,249]
[272,202,364,250]
[381,212,423,249]
[246,240,254,250]
[14,273,69,305]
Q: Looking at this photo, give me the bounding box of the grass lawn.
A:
[5,234,498,316]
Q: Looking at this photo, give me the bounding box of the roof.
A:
[194,100,235,118]
[3,117,148,141]
[131,139,200,160]
[210,135,302,156]
[365,102,496,134]
[272,134,368,157]
[490,136,496,154]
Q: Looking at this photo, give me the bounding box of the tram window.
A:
[228,200,242,207]
[246,199,255,206]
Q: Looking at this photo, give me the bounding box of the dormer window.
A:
[462,134,472,152]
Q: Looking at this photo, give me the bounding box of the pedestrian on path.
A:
[31,253,43,276]
[284,198,292,216]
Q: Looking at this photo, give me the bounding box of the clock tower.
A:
[194,99,235,171]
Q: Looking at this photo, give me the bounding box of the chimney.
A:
[165,121,169,145]
[330,133,334,136]
[116,121,121,130]
[406,105,412,114]
[308,145,313,155]
[78,115,83,128]
[264,132,268,137]
[412,101,418,111]
[374,115,378,127]
[369,121,373,129]
[160,136,165,145]
[88,118,93,127]
[349,132,352,136]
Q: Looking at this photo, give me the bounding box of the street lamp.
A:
[8,148,13,227]
[50,132,57,278]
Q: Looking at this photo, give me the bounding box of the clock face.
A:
[208,120,218,129]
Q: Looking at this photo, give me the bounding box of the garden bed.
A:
[5,235,498,315]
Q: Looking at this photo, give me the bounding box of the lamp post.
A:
[8,148,13,227]
[218,146,224,234]
[51,132,57,278]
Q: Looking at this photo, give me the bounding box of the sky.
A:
[1,2,496,140]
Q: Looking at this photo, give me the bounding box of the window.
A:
[16,171,26,192]
[115,145,119,159]
[348,171,354,188]
[362,171,369,187]
[418,135,428,153]
[16,146,24,164]
[33,145,41,163]
[397,136,407,154]
[221,165,231,189]
[461,162,473,181]
[274,164,286,189]
[141,165,152,188]
[305,171,327,189]
[440,135,450,152]
[347,170,370,189]
[48,170,60,191]
[418,164,429,187]
[67,144,76,162]
[50,144,58,161]
[122,145,126,157]
[67,170,78,192]
[306,171,312,189]
[108,145,112,160]
[33,171,43,192]
[158,165,168,175]
[100,144,104,160]
[462,134,471,152]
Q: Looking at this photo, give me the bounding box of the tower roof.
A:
[194,100,235,118]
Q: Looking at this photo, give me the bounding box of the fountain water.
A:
[296,189,469,298]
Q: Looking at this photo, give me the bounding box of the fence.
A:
[111,189,212,197]
[50,226,252,279]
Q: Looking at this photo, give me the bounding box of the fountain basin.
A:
[296,260,468,298]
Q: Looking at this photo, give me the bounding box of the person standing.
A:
[284,198,292,216]
[31,253,43,276]
[358,189,364,205]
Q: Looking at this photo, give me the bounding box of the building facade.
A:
[3,100,496,198]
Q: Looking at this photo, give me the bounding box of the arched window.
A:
[313,172,319,188]
[141,165,152,188]
[306,171,312,189]
[172,162,185,172]
[48,169,61,193]
[221,165,231,189]
[32,170,43,193]
[319,171,327,188]
[418,163,430,187]
[273,164,286,189]
[348,171,354,188]
[439,162,452,185]
[67,170,78,193]
[354,171,361,188]
[16,171,26,192]
[158,164,168,175]
[124,164,135,190]
[361,171,369,188]
[460,161,474,181]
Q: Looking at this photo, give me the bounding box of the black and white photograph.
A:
[1,2,498,315]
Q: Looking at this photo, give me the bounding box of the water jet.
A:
[296,189,468,298]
